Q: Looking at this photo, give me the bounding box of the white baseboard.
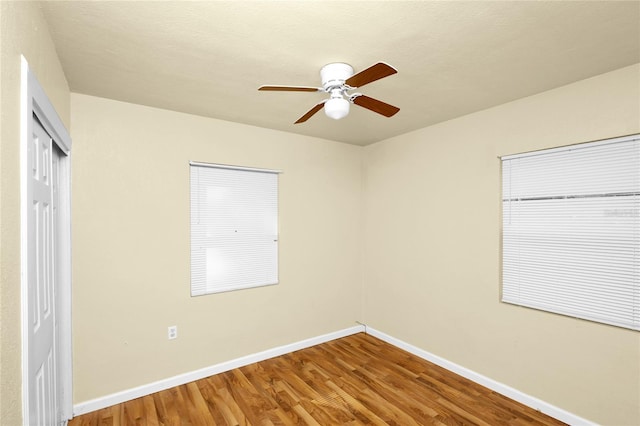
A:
[73,325,365,416]
[74,324,595,425]
[365,327,596,426]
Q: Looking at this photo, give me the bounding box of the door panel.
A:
[28,114,59,425]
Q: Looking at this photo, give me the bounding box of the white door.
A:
[27,114,62,425]
[21,57,72,425]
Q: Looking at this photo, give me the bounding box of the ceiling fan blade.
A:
[295,101,325,124]
[259,85,321,92]
[346,62,397,88]
[352,95,400,117]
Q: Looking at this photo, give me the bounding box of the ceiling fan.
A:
[259,62,400,124]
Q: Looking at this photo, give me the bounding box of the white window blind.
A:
[501,135,640,331]
[190,162,279,296]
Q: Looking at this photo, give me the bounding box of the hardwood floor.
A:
[69,333,566,425]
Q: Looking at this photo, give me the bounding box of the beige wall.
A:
[363,64,640,425]
[0,2,70,425]
[2,6,638,422]
[70,93,363,402]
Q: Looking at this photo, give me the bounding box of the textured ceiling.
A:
[41,1,640,146]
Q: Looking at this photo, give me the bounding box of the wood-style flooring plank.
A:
[69,333,566,426]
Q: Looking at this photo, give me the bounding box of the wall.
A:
[0,2,70,424]
[70,93,363,403]
[2,7,638,422]
[363,64,640,425]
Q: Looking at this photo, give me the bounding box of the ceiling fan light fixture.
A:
[324,97,350,120]
[259,61,399,124]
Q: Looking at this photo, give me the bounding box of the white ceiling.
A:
[40,1,640,146]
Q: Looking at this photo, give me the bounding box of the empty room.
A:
[1,1,639,425]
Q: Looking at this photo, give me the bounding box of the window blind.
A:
[190,162,279,296]
[501,135,639,330]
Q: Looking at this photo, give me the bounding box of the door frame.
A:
[20,55,73,424]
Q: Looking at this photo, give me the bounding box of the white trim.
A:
[189,161,282,174]
[20,55,73,424]
[56,146,73,423]
[73,325,365,416]
[500,133,639,160]
[20,53,30,426]
[23,60,71,154]
[365,327,597,426]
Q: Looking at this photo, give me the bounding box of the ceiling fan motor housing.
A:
[321,63,354,91]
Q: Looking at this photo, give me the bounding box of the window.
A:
[501,135,639,330]
[190,162,280,296]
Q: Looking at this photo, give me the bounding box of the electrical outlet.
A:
[168,325,177,340]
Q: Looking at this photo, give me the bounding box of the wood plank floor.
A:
[69,333,566,426]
